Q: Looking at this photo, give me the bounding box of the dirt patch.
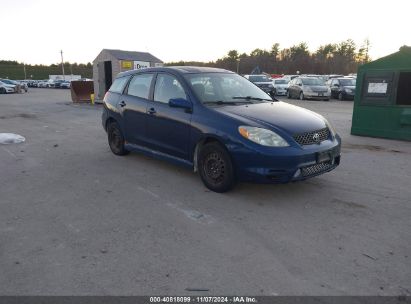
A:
[0,113,37,119]
[343,143,405,154]
[331,198,367,209]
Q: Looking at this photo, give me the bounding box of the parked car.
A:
[0,80,16,94]
[243,74,276,97]
[272,78,289,96]
[0,79,27,92]
[60,81,71,89]
[328,77,356,100]
[102,66,341,192]
[38,80,50,88]
[287,77,331,101]
[52,79,66,88]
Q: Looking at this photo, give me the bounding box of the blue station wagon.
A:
[102,67,341,192]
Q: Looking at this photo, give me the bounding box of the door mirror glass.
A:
[169,98,192,110]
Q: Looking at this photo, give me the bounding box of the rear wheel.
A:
[107,121,129,156]
[198,142,236,193]
[299,91,305,100]
[338,92,344,101]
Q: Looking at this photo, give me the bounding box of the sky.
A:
[1,0,410,65]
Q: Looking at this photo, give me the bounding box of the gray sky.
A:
[1,0,410,64]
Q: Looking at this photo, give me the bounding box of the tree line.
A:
[166,39,371,75]
[0,61,93,80]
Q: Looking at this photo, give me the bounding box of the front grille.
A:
[293,128,330,145]
[301,161,333,177]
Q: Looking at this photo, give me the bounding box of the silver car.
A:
[272,78,289,96]
[287,77,331,101]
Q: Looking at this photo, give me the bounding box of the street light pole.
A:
[236,58,241,74]
[23,63,27,79]
[60,50,65,80]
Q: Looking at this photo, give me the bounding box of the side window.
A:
[331,79,337,86]
[154,74,187,104]
[127,73,153,99]
[109,76,130,93]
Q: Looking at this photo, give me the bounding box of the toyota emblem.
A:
[313,133,320,143]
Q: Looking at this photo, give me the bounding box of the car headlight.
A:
[324,119,337,138]
[238,126,289,147]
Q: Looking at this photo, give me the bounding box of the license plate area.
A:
[318,93,324,96]
[316,150,332,163]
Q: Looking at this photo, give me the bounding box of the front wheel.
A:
[299,91,305,100]
[198,142,236,193]
[287,90,291,99]
[107,121,129,156]
[338,92,344,101]
[0,87,6,94]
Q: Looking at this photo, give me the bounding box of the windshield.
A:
[274,79,288,84]
[339,79,356,86]
[184,73,272,104]
[248,75,271,82]
[301,78,325,86]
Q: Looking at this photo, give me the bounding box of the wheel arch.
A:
[192,135,230,173]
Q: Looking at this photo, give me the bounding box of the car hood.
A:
[253,81,273,85]
[343,86,356,90]
[213,101,326,135]
[2,84,16,88]
[304,85,328,90]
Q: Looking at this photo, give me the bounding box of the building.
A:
[351,46,411,141]
[93,49,163,100]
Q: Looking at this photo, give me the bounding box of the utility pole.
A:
[236,58,241,74]
[23,63,27,79]
[60,50,65,80]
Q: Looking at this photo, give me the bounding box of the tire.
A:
[107,121,129,156]
[338,92,344,101]
[299,91,305,100]
[0,87,6,94]
[198,142,236,193]
[287,90,291,99]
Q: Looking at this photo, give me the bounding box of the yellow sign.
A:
[121,61,133,69]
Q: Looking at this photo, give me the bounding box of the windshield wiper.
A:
[232,96,274,102]
[202,100,238,105]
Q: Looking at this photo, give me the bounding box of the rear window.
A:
[109,76,129,93]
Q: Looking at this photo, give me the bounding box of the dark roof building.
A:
[93,49,163,100]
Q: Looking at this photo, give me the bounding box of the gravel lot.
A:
[0,89,410,296]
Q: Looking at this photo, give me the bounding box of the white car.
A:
[0,80,16,94]
[272,78,289,96]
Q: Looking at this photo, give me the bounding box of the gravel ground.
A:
[0,89,410,296]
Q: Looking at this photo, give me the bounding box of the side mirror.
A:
[169,98,192,110]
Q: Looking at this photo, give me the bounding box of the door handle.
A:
[147,107,157,115]
[119,101,126,107]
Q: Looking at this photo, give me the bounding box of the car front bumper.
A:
[230,135,341,183]
[305,91,331,99]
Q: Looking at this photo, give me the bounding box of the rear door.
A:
[144,73,192,160]
[120,73,154,145]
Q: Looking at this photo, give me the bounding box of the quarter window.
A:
[109,76,129,93]
[127,74,154,99]
[154,74,187,104]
